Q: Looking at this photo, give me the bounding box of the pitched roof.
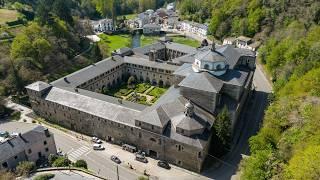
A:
[195,48,227,63]
[178,72,223,93]
[25,81,52,92]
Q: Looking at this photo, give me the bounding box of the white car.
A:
[92,137,102,144]
[93,144,105,150]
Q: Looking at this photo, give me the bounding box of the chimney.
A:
[211,42,215,51]
[149,50,156,61]
[44,128,50,137]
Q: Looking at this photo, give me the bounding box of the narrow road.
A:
[202,65,272,180]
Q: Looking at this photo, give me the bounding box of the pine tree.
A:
[214,105,231,147]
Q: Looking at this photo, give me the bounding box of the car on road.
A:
[157,160,171,169]
[92,137,102,144]
[57,150,65,156]
[93,144,105,150]
[111,155,121,164]
[135,153,148,163]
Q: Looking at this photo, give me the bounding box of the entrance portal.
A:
[149,150,158,158]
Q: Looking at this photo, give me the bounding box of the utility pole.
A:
[117,165,119,180]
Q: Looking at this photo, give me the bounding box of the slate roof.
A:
[124,56,178,71]
[165,42,197,54]
[215,45,242,68]
[195,48,227,63]
[44,87,141,126]
[0,125,51,162]
[218,69,249,86]
[25,81,52,92]
[143,24,161,28]
[173,63,194,77]
[178,72,223,93]
[51,55,124,88]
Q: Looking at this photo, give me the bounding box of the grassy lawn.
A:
[140,35,159,47]
[148,87,167,98]
[0,9,19,24]
[170,35,200,47]
[118,13,137,20]
[98,34,132,55]
[135,83,151,93]
[140,35,200,47]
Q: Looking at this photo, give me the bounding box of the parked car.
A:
[57,150,65,156]
[122,144,137,153]
[111,155,121,164]
[157,160,171,169]
[93,144,105,150]
[92,137,102,144]
[135,153,148,163]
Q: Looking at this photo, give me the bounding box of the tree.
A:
[16,161,36,177]
[214,106,231,147]
[52,157,71,167]
[127,76,136,88]
[73,159,87,169]
[52,0,73,25]
[48,154,58,165]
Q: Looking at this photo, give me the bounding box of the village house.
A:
[179,21,208,38]
[223,36,261,51]
[143,24,161,35]
[0,126,57,170]
[91,18,114,32]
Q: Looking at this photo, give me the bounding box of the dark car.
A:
[135,154,148,163]
[111,155,121,164]
[157,161,171,169]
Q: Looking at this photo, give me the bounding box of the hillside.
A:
[195,0,320,179]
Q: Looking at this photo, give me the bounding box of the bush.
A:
[0,170,15,180]
[52,157,70,167]
[16,161,35,176]
[73,159,87,169]
[10,111,21,120]
[48,154,58,165]
[34,173,55,180]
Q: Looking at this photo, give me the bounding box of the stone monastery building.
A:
[26,39,256,172]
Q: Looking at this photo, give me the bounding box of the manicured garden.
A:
[102,77,168,106]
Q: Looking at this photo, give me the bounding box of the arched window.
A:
[216,64,221,70]
[204,64,210,70]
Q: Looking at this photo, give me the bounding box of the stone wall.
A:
[28,91,205,172]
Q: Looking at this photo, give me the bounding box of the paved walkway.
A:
[28,170,100,180]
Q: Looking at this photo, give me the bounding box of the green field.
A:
[140,35,200,47]
[98,34,132,55]
[0,9,19,24]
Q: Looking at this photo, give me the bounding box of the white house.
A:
[179,21,208,38]
[91,18,114,32]
[223,36,261,51]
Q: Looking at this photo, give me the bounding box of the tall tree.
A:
[214,106,231,147]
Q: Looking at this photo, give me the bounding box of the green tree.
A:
[52,0,73,24]
[73,159,88,169]
[16,161,36,177]
[285,145,320,180]
[52,157,71,167]
[214,106,231,147]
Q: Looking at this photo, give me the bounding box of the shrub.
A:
[34,173,55,180]
[73,159,87,169]
[48,154,58,165]
[16,161,35,176]
[32,120,36,123]
[10,111,21,120]
[0,170,15,180]
[52,157,70,167]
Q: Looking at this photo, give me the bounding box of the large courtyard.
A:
[102,79,168,106]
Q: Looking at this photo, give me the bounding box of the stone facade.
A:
[26,42,256,173]
[0,126,57,170]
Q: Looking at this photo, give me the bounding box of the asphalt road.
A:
[202,64,272,180]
